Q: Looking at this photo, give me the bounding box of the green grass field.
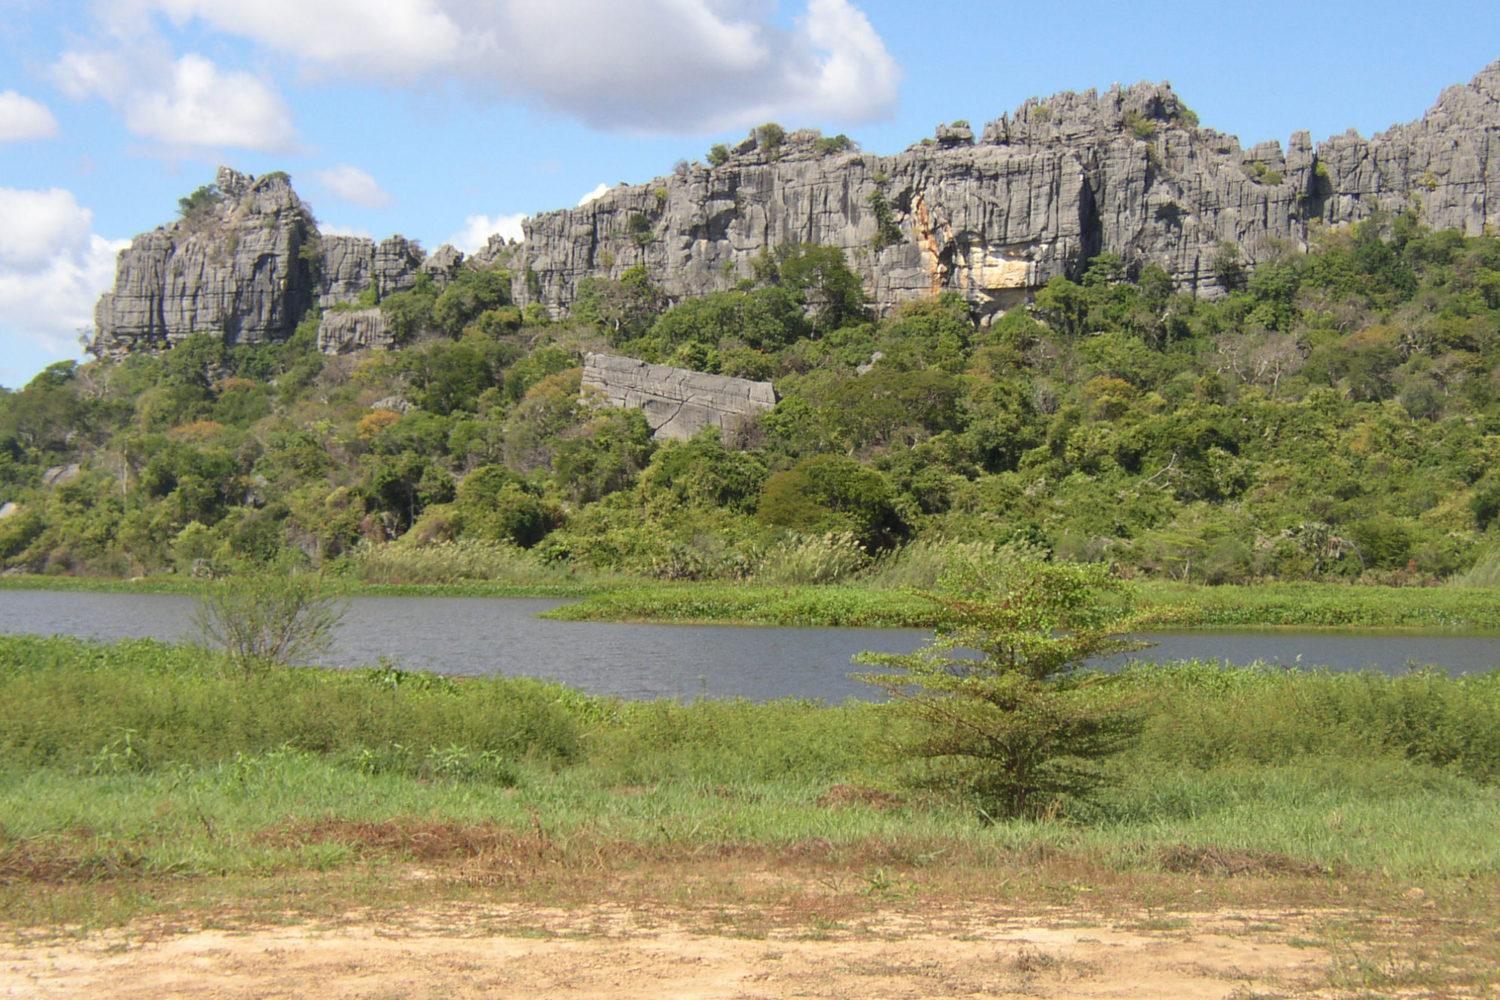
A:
[4,634,1499,891]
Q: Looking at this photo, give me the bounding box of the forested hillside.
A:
[5,213,1500,586]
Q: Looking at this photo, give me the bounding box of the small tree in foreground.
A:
[194,575,345,674]
[856,558,1149,819]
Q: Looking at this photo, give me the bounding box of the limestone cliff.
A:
[92,60,1500,357]
[316,308,396,354]
[497,59,1500,321]
[92,168,466,359]
[92,168,319,358]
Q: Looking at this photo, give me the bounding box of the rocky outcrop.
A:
[93,167,320,358]
[93,168,466,359]
[93,60,1500,357]
[317,308,396,354]
[316,235,426,307]
[581,352,776,442]
[502,60,1500,321]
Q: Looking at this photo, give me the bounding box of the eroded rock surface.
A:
[317,309,395,354]
[501,60,1500,320]
[93,168,319,358]
[93,60,1500,357]
[93,170,463,359]
[581,353,776,442]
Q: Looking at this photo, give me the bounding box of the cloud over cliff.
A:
[77,0,902,135]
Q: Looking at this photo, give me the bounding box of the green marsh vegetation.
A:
[3,627,1499,899]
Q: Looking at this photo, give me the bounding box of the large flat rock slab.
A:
[582,352,776,442]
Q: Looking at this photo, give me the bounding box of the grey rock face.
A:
[93,166,461,358]
[93,60,1500,360]
[41,464,81,486]
[93,168,319,358]
[370,395,413,414]
[315,235,435,308]
[514,61,1500,321]
[581,352,777,442]
[317,309,396,354]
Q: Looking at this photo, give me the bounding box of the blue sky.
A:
[1,0,1497,390]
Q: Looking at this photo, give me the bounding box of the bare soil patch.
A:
[3,838,1494,998]
[3,901,1333,1000]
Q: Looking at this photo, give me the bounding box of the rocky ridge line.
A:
[499,59,1499,322]
[92,60,1500,358]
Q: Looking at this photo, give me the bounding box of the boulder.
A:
[581,352,776,443]
[317,309,395,354]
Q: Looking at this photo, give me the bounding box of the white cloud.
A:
[449,212,526,254]
[108,0,900,133]
[577,183,611,206]
[319,223,374,239]
[0,189,95,270]
[0,92,60,142]
[151,0,462,80]
[129,54,298,151]
[51,48,133,101]
[314,165,393,208]
[462,0,902,131]
[0,188,127,362]
[53,48,298,153]
[795,0,902,122]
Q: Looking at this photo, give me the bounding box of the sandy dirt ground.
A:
[1,899,1343,999]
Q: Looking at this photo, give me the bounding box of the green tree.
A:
[756,454,908,550]
[456,466,553,547]
[379,273,439,341]
[432,267,511,336]
[550,409,654,502]
[775,243,868,333]
[638,430,769,514]
[177,183,223,219]
[1032,275,1089,337]
[404,342,495,416]
[822,367,965,452]
[755,122,786,153]
[856,558,1146,818]
[573,265,665,344]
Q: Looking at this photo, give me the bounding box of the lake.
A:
[0,589,1496,700]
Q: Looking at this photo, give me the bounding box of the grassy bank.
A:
[3,634,1500,902]
[8,572,1500,630]
[542,579,1500,630]
[0,572,609,600]
[1136,581,1500,629]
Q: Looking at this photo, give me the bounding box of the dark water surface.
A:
[0,590,1496,700]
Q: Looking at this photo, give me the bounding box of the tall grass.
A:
[1118,660,1500,780]
[5,636,1500,883]
[344,539,584,587]
[860,538,1049,591]
[1452,546,1500,588]
[749,532,870,586]
[0,635,588,777]
[1138,581,1500,629]
[541,584,938,626]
